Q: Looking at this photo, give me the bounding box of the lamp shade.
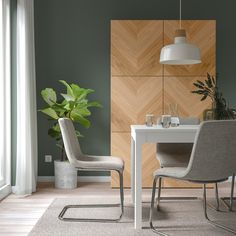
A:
[160,29,201,65]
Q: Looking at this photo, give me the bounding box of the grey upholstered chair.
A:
[156,117,221,211]
[58,118,124,222]
[150,120,236,235]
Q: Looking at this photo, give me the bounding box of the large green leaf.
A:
[71,84,82,97]
[63,103,70,111]
[41,88,57,106]
[70,109,91,128]
[51,104,67,114]
[76,88,94,101]
[63,101,76,111]
[59,80,74,97]
[40,108,59,119]
[74,105,91,117]
[87,101,102,108]
[49,101,68,116]
[61,93,75,102]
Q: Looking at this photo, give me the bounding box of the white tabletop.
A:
[131,124,199,132]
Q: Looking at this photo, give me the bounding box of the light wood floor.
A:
[0,182,234,236]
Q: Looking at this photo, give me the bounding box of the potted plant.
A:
[191,73,235,120]
[39,80,102,189]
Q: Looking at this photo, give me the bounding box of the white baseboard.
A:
[0,184,12,200]
[37,176,111,183]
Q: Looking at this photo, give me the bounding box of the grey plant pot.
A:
[54,160,77,189]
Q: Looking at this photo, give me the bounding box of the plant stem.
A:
[61,144,65,162]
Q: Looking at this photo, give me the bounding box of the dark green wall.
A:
[34,0,236,177]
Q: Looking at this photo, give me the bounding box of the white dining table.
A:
[130,124,199,229]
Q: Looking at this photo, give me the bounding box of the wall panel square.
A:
[111,76,163,132]
[163,20,216,76]
[111,20,163,76]
[164,77,212,119]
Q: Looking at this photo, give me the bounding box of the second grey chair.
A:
[156,117,221,211]
[150,120,236,235]
[58,118,124,222]
[156,117,200,168]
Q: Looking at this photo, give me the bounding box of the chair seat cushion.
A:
[157,143,193,168]
[73,155,124,172]
[154,167,187,179]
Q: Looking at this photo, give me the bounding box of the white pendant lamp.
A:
[160,0,201,65]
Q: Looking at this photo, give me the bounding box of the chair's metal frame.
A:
[58,169,124,222]
[155,179,220,212]
[221,174,235,211]
[150,176,236,236]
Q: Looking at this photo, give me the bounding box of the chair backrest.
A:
[58,118,83,165]
[179,117,200,125]
[185,120,236,182]
[156,143,193,167]
[156,117,200,167]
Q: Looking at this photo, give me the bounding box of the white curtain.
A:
[0,0,11,192]
[13,0,38,195]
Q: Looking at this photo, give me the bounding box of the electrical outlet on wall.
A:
[45,155,52,163]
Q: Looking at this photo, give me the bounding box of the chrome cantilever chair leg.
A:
[58,170,124,222]
[221,174,235,211]
[150,177,169,236]
[203,184,236,235]
[156,178,162,211]
[119,171,124,214]
[215,183,220,211]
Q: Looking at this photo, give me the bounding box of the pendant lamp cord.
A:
[179,0,182,29]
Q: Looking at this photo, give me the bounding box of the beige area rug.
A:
[29,198,236,236]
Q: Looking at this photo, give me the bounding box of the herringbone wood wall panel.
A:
[164,20,216,76]
[111,132,160,187]
[111,20,163,76]
[111,76,163,132]
[111,20,216,187]
[164,77,212,119]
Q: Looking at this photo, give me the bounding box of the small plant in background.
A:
[39,80,102,161]
[191,73,235,120]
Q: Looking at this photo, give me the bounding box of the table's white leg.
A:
[134,138,142,230]
[131,136,135,204]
